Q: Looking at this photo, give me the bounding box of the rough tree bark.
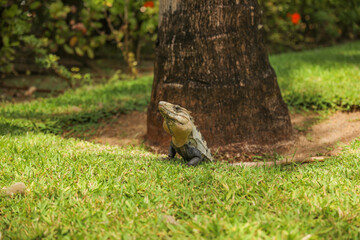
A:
[146,0,292,157]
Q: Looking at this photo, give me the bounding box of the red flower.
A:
[143,1,154,8]
[290,13,301,25]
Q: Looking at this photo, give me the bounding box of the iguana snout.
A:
[158,101,191,125]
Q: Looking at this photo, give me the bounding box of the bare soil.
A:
[288,111,360,161]
[91,111,147,147]
[89,111,360,162]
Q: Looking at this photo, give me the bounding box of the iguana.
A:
[158,101,214,166]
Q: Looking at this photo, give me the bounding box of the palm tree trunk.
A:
[146,0,292,157]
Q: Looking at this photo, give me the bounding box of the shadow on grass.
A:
[0,122,28,136]
[0,77,153,137]
[1,104,149,137]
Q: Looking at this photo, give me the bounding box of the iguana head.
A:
[158,101,193,146]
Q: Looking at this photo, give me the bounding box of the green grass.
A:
[1,42,360,239]
[272,41,360,110]
[0,75,153,136]
[1,133,360,239]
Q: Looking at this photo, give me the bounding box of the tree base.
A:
[145,135,295,162]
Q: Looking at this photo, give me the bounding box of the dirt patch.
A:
[289,111,360,161]
[89,111,360,162]
[91,111,147,147]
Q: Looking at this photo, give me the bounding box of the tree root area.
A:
[89,111,360,164]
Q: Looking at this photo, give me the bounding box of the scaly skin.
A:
[158,101,213,166]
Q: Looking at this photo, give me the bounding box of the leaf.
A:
[69,36,78,47]
[63,44,74,54]
[2,36,9,46]
[226,190,233,201]
[48,54,59,62]
[75,47,84,56]
[87,48,94,59]
[73,73,82,80]
[10,41,20,47]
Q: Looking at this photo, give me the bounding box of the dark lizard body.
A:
[168,141,203,166]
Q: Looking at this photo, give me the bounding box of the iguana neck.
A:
[163,120,193,147]
[172,135,189,147]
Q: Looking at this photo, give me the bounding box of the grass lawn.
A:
[1,41,360,239]
[272,41,360,110]
[0,76,153,137]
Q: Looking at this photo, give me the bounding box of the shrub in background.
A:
[0,0,158,80]
[259,0,360,52]
[0,0,359,80]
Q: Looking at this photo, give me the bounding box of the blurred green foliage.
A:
[258,0,360,52]
[0,0,359,79]
[0,0,158,78]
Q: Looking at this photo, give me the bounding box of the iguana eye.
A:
[174,106,181,112]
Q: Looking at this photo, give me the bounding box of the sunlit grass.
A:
[272,41,360,110]
[1,42,360,239]
[1,133,360,238]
